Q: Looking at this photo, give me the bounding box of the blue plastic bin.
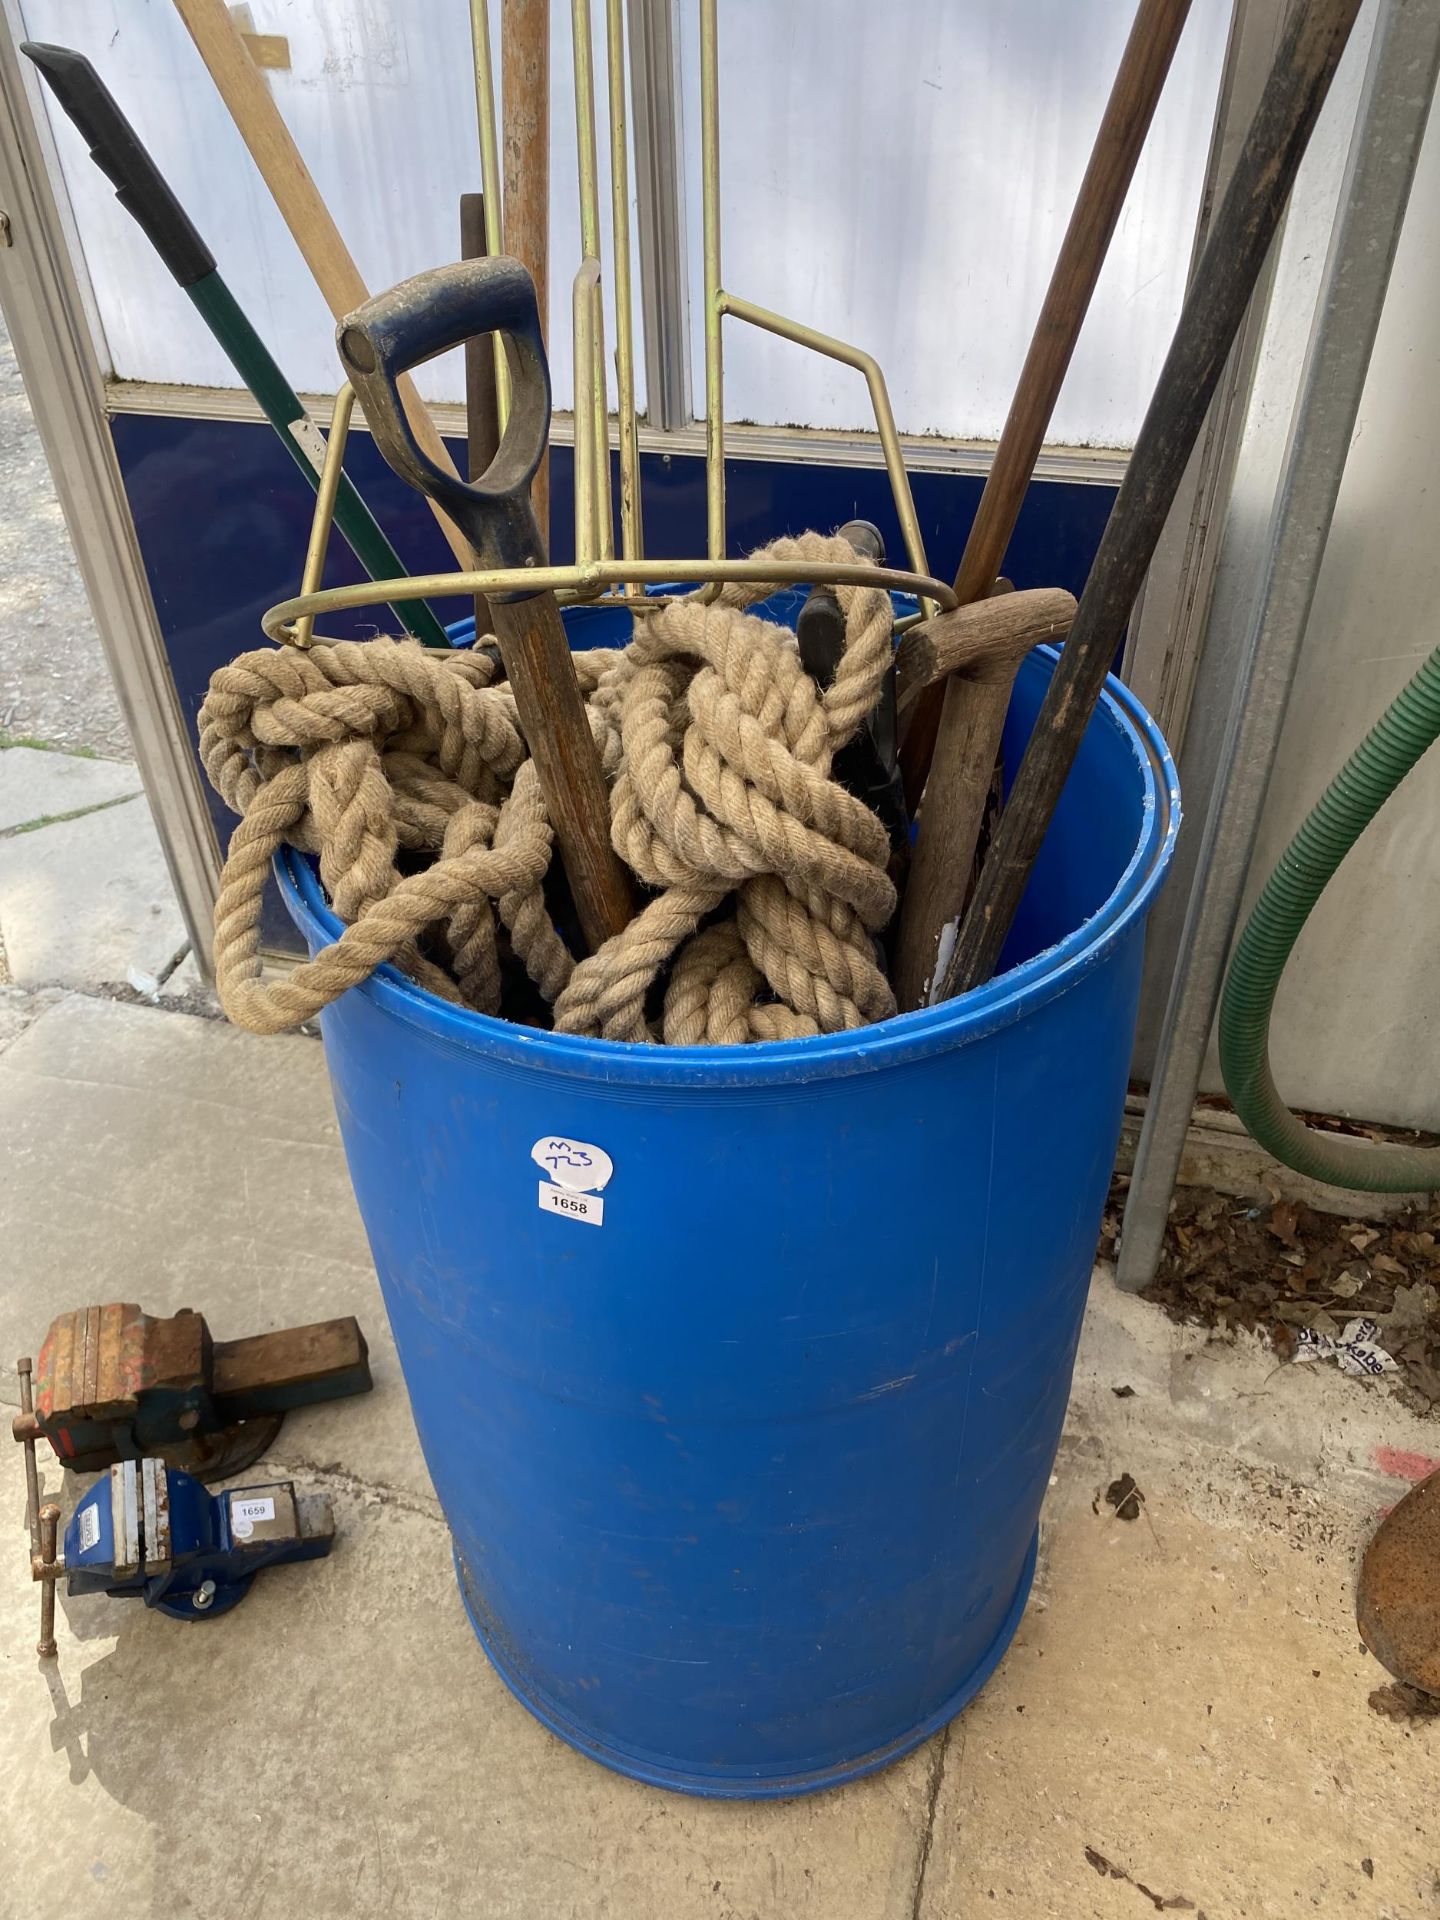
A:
[278,624,1178,1798]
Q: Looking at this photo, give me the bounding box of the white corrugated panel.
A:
[21,0,1228,444]
[18,0,644,412]
[678,0,1232,446]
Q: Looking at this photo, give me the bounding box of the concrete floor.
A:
[2,984,1436,1920]
[0,315,130,760]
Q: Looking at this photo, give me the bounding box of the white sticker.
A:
[77,1503,100,1553]
[530,1135,613,1194]
[538,1181,604,1226]
[230,1495,276,1539]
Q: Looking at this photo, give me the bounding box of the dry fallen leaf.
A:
[1268,1201,1302,1249]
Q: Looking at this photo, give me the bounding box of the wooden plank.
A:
[172,0,475,570]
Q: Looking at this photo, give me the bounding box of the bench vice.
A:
[13,1302,372,1481]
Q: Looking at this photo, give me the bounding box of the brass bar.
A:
[291,382,357,650]
[700,0,724,561]
[37,1503,59,1658]
[573,260,601,566]
[573,0,602,258]
[468,0,511,422]
[605,0,644,565]
[591,269,615,561]
[267,558,957,645]
[573,0,614,562]
[720,290,932,613]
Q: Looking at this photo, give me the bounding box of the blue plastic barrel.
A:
[278,627,1178,1798]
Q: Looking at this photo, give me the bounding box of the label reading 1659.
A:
[538,1181,604,1226]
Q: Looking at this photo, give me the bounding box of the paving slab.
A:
[0,792,187,990]
[0,746,140,834]
[917,1452,1431,1919]
[0,991,426,1504]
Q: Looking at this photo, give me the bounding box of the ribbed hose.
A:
[1219,642,1440,1190]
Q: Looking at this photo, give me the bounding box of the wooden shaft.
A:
[941,0,1365,1003]
[891,594,1075,1013]
[502,0,550,542]
[460,193,499,638]
[172,0,474,569]
[899,0,1194,807]
[894,589,1076,722]
[489,594,633,951]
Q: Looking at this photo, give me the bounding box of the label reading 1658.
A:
[538,1181,604,1226]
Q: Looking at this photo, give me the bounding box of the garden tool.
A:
[892,587,1077,1010]
[23,1455,334,1655]
[24,42,451,649]
[796,520,907,859]
[937,0,1364,1002]
[1357,1468,1440,1698]
[336,257,635,953]
[12,1302,371,1482]
[170,0,484,592]
[899,0,1195,804]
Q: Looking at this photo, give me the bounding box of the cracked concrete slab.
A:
[0,746,140,835]
[0,790,187,990]
[915,1454,1431,1918]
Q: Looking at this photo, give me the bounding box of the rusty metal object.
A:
[36,1502,60,1658]
[1358,1468,1440,1697]
[16,1303,370,1480]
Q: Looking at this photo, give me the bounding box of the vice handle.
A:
[337,258,550,592]
[24,43,216,289]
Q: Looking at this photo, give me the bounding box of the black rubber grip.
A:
[24,42,215,289]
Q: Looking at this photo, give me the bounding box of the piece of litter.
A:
[1101,1472,1144,1521]
[125,964,160,999]
[1293,1317,1397,1378]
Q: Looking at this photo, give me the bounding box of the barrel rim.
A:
[277,646,1179,1086]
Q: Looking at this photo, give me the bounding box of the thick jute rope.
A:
[200,533,898,1044]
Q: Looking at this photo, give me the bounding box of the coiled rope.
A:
[200,533,899,1045]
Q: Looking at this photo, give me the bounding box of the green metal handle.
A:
[25,41,450,650]
[189,279,451,646]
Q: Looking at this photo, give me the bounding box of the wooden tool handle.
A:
[891,594,1076,1013]
[899,0,1195,805]
[172,0,475,569]
[894,589,1077,720]
[490,596,635,951]
[940,0,1364,1002]
[502,0,550,543]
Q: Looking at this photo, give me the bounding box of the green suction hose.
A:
[1219,641,1440,1190]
